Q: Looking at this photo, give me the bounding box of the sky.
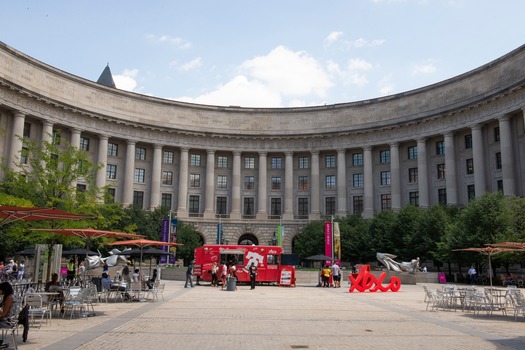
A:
[2,1,525,108]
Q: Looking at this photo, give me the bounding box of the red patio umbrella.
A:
[31,228,143,282]
[453,246,525,286]
[108,239,182,274]
[0,205,93,225]
[489,242,525,249]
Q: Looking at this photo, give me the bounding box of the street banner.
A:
[160,219,169,264]
[169,221,177,264]
[333,222,341,261]
[324,221,332,265]
[217,223,223,244]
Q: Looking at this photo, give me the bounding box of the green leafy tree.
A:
[291,221,324,260]
[174,222,203,265]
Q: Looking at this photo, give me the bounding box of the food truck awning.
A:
[220,248,245,255]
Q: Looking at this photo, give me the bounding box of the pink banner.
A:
[324,221,332,265]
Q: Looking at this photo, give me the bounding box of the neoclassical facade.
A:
[1,41,525,252]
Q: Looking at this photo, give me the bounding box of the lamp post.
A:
[271,231,277,246]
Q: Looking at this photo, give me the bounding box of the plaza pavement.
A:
[11,280,525,350]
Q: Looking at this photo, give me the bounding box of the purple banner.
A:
[160,219,169,264]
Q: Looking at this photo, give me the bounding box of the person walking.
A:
[17,260,25,282]
[220,262,227,289]
[185,260,194,288]
[249,262,258,290]
[331,262,341,288]
[211,262,219,287]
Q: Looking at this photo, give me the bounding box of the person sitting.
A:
[45,273,65,313]
[132,268,140,283]
[101,273,112,291]
[146,269,158,289]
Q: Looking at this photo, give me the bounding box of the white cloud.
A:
[347,58,373,71]
[114,69,139,92]
[412,62,437,75]
[325,31,343,45]
[145,34,191,49]
[341,38,385,49]
[378,75,394,96]
[179,57,202,71]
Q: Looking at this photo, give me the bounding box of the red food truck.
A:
[193,244,295,286]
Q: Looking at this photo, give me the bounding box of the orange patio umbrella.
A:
[453,246,525,286]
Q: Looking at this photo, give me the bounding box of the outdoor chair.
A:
[145,283,164,302]
[508,289,525,321]
[62,287,88,319]
[424,287,444,311]
[0,303,29,350]
[24,293,50,328]
[129,282,143,301]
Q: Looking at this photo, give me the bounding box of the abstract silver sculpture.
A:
[376,253,419,273]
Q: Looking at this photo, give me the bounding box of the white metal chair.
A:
[24,293,50,328]
[62,287,88,319]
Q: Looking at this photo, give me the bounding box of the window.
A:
[190,154,201,166]
[271,198,281,216]
[438,189,447,205]
[379,150,390,164]
[23,122,31,138]
[190,174,201,187]
[217,175,227,189]
[271,157,282,169]
[409,191,419,206]
[108,143,118,157]
[381,194,392,211]
[189,195,200,213]
[106,164,117,179]
[353,173,363,188]
[408,168,418,183]
[436,141,445,155]
[163,151,174,164]
[465,134,472,149]
[380,171,391,186]
[161,193,172,209]
[298,198,308,216]
[52,130,61,145]
[437,164,445,180]
[466,158,474,175]
[244,176,255,190]
[106,188,116,203]
[216,197,227,215]
[134,168,145,183]
[325,197,336,216]
[135,147,146,161]
[76,184,87,192]
[299,156,309,169]
[325,155,336,168]
[217,156,228,168]
[467,184,475,200]
[133,191,144,208]
[162,171,173,185]
[353,196,363,215]
[298,176,309,190]
[494,127,500,142]
[78,160,88,173]
[271,176,282,190]
[497,180,503,193]
[20,147,29,164]
[353,153,363,166]
[244,156,255,169]
[80,137,90,151]
[325,175,336,189]
[495,152,502,170]
[407,146,417,160]
[243,197,255,216]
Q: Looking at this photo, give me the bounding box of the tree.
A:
[175,222,202,265]
[291,221,324,260]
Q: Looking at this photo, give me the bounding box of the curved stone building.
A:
[1,41,524,252]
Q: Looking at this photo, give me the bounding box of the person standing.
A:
[17,260,25,282]
[66,259,76,284]
[249,262,258,290]
[211,262,219,287]
[322,265,331,287]
[220,262,227,289]
[331,262,340,288]
[468,265,477,284]
[122,261,131,283]
[185,260,194,288]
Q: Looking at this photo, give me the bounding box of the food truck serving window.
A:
[220,248,245,265]
[267,254,280,265]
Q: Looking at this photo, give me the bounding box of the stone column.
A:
[95,134,109,190]
[444,132,458,206]
[499,115,516,196]
[283,151,294,220]
[69,128,81,190]
[362,146,374,218]
[230,151,241,220]
[122,140,136,207]
[8,112,25,170]
[336,149,347,216]
[256,152,267,219]
[471,124,486,197]
[177,148,189,217]
[41,121,53,144]
[309,151,320,220]
[204,150,216,218]
[150,144,162,209]
[390,143,401,211]
[417,138,429,208]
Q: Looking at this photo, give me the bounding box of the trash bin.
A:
[226,277,236,291]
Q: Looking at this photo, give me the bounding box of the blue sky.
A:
[2,0,525,108]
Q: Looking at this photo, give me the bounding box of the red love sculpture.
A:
[348,264,401,292]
